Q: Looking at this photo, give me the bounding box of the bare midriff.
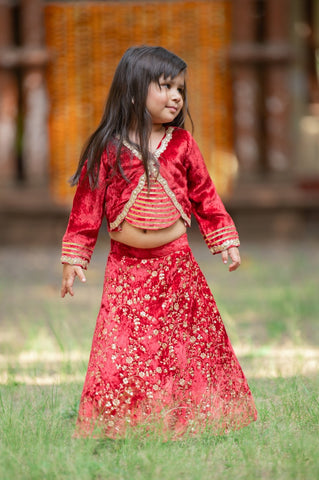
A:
[109,218,187,249]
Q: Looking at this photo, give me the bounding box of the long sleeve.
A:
[186,134,240,254]
[61,158,108,269]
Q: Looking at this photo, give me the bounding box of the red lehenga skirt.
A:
[74,234,257,439]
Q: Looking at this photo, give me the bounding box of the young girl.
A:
[61,46,257,439]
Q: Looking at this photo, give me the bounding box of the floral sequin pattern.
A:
[75,244,257,439]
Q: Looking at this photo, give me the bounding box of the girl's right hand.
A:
[61,264,86,298]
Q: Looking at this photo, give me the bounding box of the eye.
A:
[160,83,171,89]
[178,87,185,95]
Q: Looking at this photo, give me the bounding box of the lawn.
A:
[0,236,318,479]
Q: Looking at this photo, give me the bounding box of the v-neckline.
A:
[123,126,174,160]
[151,127,167,154]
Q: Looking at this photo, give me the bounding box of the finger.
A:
[229,260,240,272]
[61,280,74,297]
[221,250,228,265]
[75,267,86,283]
[62,273,75,296]
[228,249,241,272]
[67,285,74,296]
[66,276,75,296]
[61,278,67,297]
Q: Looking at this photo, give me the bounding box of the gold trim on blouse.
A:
[110,173,191,231]
[209,238,240,254]
[61,241,93,268]
[61,255,88,269]
[125,180,181,230]
[122,127,174,161]
[110,127,191,230]
[205,225,240,253]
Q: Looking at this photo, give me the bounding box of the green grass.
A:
[0,377,318,480]
[0,239,318,479]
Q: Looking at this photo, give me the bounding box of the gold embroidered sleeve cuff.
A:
[61,255,88,269]
[209,238,240,254]
[205,226,240,254]
[61,241,94,269]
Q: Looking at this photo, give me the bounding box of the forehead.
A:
[159,72,185,84]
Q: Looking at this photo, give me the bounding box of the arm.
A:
[60,156,108,295]
[186,134,240,269]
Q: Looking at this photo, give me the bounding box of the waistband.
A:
[110,233,189,259]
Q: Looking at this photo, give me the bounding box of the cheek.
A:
[148,91,161,104]
[154,93,167,107]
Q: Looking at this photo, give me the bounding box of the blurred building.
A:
[0,0,318,244]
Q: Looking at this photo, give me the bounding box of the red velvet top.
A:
[61,127,240,268]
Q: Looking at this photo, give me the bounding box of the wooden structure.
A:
[0,3,18,180]
[231,0,294,179]
[0,0,318,224]
[0,0,49,184]
[44,1,234,202]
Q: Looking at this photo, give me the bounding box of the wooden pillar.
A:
[0,4,18,182]
[264,0,291,173]
[312,0,319,90]
[231,0,261,177]
[20,0,48,183]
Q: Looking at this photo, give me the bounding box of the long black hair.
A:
[70,46,191,188]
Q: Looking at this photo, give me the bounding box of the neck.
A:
[149,125,166,153]
[128,124,165,151]
[151,123,165,134]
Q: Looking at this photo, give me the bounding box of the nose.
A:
[171,88,182,102]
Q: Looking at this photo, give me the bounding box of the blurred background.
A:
[1,0,319,429]
[0,0,319,244]
[1,6,319,474]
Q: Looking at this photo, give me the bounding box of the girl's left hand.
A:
[221,247,241,272]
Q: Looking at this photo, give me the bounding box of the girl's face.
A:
[146,72,185,127]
